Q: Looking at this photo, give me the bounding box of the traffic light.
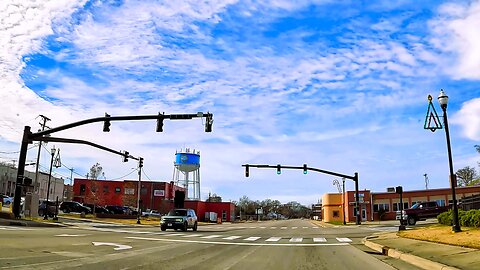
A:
[303,164,307,174]
[123,151,129,162]
[395,186,403,194]
[103,113,111,132]
[205,113,213,132]
[156,113,164,132]
[276,164,281,175]
[139,158,143,168]
[245,164,249,177]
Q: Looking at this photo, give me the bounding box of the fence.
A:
[460,193,480,211]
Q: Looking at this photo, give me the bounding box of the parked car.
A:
[142,210,161,218]
[160,208,198,231]
[83,204,111,214]
[396,201,449,225]
[105,205,126,215]
[1,195,13,206]
[60,201,92,214]
[38,201,59,217]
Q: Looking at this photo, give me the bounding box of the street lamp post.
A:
[44,146,56,220]
[438,90,461,233]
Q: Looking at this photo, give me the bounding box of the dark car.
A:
[105,205,126,214]
[38,201,59,217]
[83,204,111,214]
[160,208,198,231]
[60,201,92,214]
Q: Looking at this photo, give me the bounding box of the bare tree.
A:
[456,166,478,186]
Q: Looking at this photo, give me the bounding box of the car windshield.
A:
[168,209,187,216]
[411,203,420,209]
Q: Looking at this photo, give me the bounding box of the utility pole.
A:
[34,115,50,196]
[137,158,144,224]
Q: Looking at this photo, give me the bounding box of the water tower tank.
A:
[174,152,200,172]
[173,148,201,201]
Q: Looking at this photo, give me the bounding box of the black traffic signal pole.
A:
[13,112,212,218]
[243,164,361,225]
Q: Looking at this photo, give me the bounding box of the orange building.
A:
[322,186,480,222]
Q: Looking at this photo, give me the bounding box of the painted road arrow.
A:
[92,242,132,251]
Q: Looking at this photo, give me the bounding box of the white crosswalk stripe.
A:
[201,235,222,239]
[313,237,327,242]
[312,227,319,229]
[281,227,287,229]
[336,238,352,242]
[265,237,282,242]
[244,237,261,241]
[167,233,185,236]
[259,227,266,229]
[182,234,202,238]
[302,227,309,229]
[289,237,303,242]
[223,236,242,240]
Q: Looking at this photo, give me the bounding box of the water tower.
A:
[173,148,201,200]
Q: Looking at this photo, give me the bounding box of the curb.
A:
[362,237,460,270]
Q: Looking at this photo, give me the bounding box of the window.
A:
[373,203,390,212]
[222,210,227,221]
[333,210,340,217]
[141,187,147,195]
[115,187,121,193]
[436,200,446,206]
[392,202,409,211]
[103,185,109,193]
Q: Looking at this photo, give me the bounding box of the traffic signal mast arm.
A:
[33,112,213,137]
[242,164,356,180]
[242,163,361,225]
[39,136,140,161]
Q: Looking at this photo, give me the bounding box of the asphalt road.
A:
[0,219,420,270]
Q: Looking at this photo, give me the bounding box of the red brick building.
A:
[72,178,235,222]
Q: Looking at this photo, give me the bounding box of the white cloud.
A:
[452,97,480,141]
[429,1,480,79]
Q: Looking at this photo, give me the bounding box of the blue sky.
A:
[1,0,480,205]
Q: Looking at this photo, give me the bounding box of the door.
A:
[361,208,367,221]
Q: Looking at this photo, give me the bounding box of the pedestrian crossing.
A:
[201,225,321,230]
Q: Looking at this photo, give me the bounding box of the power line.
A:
[110,168,138,180]
[142,168,152,180]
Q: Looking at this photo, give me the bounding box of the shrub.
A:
[437,210,452,225]
[438,209,480,227]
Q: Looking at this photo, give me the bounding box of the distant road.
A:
[0,219,412,269]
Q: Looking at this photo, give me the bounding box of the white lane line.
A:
[259,227,266,229]
[0,226,34,231]
[302,227,309,229]
[313,238,327,242]
[167,233,185,236]
[292,227,298,229]
[201,235,222,239]
[281,227,287,230]
[270,227,277,229]
[244,237,261,241]
[127,236,350,247]
[55,234,90,237]
[336,238,352,242]
[312,227,319,229]
[249,226,256,229]
[265,237,282,242]
[237,226,246,229]
[289,238,303,242]
[223,236,242,240]
[181,234,202,238]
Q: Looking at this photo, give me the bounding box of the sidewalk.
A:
[363,232,480,270]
